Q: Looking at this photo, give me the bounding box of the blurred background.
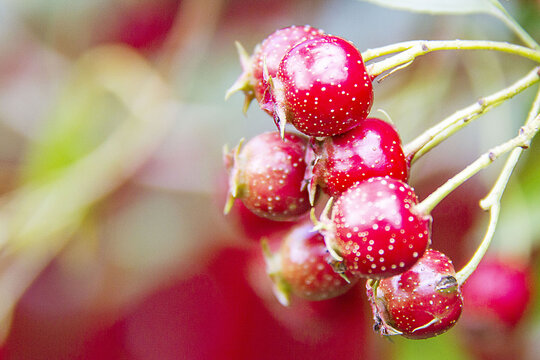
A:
[0,0,539,359]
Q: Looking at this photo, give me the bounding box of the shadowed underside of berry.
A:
[306,117,409,202]
[367,249,463,339]
[264,220,358,305]
[225,25,325,113]
[272,35,373,137]
[319,177,430,279]
[223,131,311,221]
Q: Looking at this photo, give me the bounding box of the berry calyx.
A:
[318,177,431,279]
[272,35,373,137]
[306,117,408,203]
[462,256,533,330]
[263,220,358,305]
[367,249,463,339]
[226,25,325,113]
[224,131,311,221]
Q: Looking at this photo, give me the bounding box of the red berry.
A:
[462,256,533,330]
[267,219,357,303]
[367,249,463,339]
[320,177,431,279]
[307,117,408,201]
[227,25,325,112]
[224,131,311,221]
[272,35,373,137]
[216,170,303,242]
[253,26,325,108]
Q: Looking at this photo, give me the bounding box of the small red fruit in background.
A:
[306,117,408,202]
[224,131,311,221]
[227,25,325,112]
[103,0,181,51]
[462,256,533,330]
[272,35,373,137]
[265,219,357,304]
[367,249,463,339]
[320,177,431,279]
[458,256,534,360]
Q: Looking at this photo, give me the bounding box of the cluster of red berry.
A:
[223,25,527,341]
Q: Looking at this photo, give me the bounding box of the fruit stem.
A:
[363,40,540,77]
[454,178,500,286]
[488,0,540,50]
[456,87,540,285]
[404,66,540,164]
[415,113,540,215]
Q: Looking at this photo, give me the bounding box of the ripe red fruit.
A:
[272,35,373,137]
[216,170,302,242]
[227,25,325,112]
[367,249,463,339]
[306,117,408,202]
[224,131,311,221]
[319,177,431,279]
[462,256,533,330]
[265,219,357,304]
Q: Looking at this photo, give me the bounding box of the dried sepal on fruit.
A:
[226,25,325,114]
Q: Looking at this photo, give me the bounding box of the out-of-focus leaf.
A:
[357,0,499,15]
[21,81,125,183]
[514,141,540,245]
[11,45,177,248]
[21,46,172,183]
[0,45,177,340]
